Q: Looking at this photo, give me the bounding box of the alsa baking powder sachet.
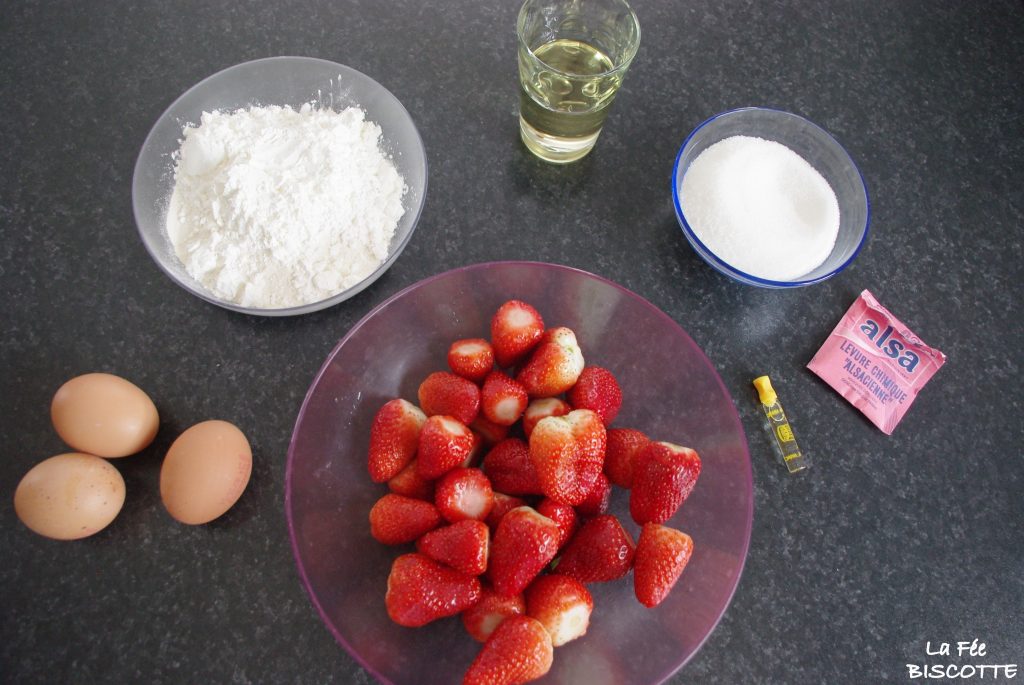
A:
[807,290,946,434]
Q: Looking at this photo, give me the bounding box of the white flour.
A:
[166,104,406,308]
[680,135,839,281]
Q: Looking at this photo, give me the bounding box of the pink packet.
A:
[807,289,946,435]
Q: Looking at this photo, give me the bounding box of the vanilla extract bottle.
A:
[753,376,809,473]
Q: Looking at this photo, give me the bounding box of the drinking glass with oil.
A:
[516,0,641,163]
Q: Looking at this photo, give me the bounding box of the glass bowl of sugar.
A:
[132,56,427,316]
[671,107,869,288]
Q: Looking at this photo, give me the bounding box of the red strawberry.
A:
[535,498,578,549]
[604,428,650,489]
[387,459,435,501]
[629,442,702,525]
[449,338,495,383]
[633,523,694,608]
[490,300,545,368]
[575,472,611,518]
[369,494,442,545]
[486,493,527,532]
[524,574,593,647]
[556,514,636,584]
[528,409,606,506]
[463,615,553,685]
[462,584,526,643]
[367,399,427,482]
[488,507,560,597]
[435,467,495,523]
[418,371,481,425]
[417,415,476,480]
[482,438,542,496]
[515,327,585,398]
[416,519,490,576]
[385,553,482,627]
[566,366,623,426]
[522,398,571,439]
[462,430,486,469]
[480,371,529,426]
[470,415,510,446]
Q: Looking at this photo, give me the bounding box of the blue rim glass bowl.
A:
[132,56,427,316]
[671,107,870,288]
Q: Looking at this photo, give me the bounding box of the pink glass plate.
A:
[286,261,753,684]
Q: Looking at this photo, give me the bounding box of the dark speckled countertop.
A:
[2,2,1022,683]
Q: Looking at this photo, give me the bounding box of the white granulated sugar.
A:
[680,135,840,281]
[166,104,406,308]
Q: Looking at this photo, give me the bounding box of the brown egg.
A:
[51,372,159,458]
[14,453,126,540]
[160,420,252,525]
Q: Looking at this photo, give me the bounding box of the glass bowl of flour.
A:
[132,56,427,315]
[671,107,869,288]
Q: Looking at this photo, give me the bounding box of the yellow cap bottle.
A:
[752,375,808,473]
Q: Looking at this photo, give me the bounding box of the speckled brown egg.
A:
[14,453,126,540]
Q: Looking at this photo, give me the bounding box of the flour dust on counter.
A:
[166,104,406,309]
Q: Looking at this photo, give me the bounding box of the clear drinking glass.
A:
[517,0,641,163]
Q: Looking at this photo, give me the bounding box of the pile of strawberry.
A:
[366,300,701,685]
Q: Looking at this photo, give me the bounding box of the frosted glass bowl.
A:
[132,56,427,316]
[286,261,753,684]
[672,107,870,288]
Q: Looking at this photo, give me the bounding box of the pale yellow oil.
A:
[518,39,622,154]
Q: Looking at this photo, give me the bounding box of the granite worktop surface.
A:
[2,1,1022,683]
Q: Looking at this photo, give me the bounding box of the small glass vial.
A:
[753,376,809,473]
